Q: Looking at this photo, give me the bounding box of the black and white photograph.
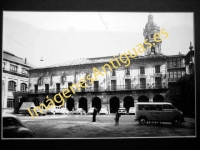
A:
[2,10,196,139]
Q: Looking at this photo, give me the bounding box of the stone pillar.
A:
[120,101,123,107]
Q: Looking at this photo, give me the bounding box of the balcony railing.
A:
[29,86,106,94]
[106,83,167,91]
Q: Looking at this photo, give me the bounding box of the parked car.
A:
[74,108,86,115]
[3,113,36,138]
[29,106,47,116]
[47,106,68,114]
[118,107,127,115]
[87,107,94,115]
[129,107,136,115]
[99,107,108,115]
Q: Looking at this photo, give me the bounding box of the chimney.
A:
[25,58,27,64]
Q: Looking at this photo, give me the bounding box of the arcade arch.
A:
[109,97,120,113]
[79,97,88,112]
[123,96,134,113]
[138,95,149,102]
[92,97,101,112]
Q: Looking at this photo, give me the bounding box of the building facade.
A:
[2,51,33,113]
[26,14,193,114]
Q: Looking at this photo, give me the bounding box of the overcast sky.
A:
[3,12,194,67]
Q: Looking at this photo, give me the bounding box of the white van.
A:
[135,102,185,125]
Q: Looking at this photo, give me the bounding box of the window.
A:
[163,105,174,109]
[3,62,5,69]
[155,77,161,88]
[7,99,14,108]
[80,82,85,92]
[112,69,116,76]
[139,105,150,110]
[94,81,99,91]
[151,47,155,54]
[125,79,131,89]
[68,82,73,93]
[111,80,116,90]
[155,65,160,73]
[140,67,145,74]
[168,57,184,68]
[8,81,16,91]
[45,84,49,93]
[151,34,153,38]
[10,64,17,72]
[34,85,38,93]
[56,83,60,93]
[125,68,130,75]
[22,68,27,74]
[140,78,146,89]
[20,83,27,92]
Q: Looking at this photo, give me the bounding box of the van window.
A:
[139,105,150,110]
[163,105,174,109]
[149,105,162,111]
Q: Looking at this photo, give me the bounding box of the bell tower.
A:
[143,13,162,56]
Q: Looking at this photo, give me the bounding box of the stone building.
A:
[2,51,33,113]
[26,14,190,114]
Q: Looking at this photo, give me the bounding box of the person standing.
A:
[92,107,98,122]
[114,110,121,126]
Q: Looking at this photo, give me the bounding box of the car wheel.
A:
[172,117,181,126]
[139,117,147,125]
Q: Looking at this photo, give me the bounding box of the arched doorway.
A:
[79,97,88,112]
[138,95,149,102]
[123,96,134,113]
[92,97,101,112]
[67,98,75,111]
[33,98,39,106]
[153,95,164,102]
[110,97,120,113]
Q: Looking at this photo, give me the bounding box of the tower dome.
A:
[145,14,159,30]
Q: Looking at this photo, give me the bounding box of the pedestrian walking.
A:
[92,107,98,122]
[114,110,121,126]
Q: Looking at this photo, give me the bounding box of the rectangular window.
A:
[111,80,116,90]
[45,84,49,93]
[112,69,116,76]
[80,82,85,92]
[178,71,182,78]
[10,64,17,72]
[94,81,99,91]
[8,81,16,91]
[34,85,38,93]
[140,78,146,89]
[125,68,130,75]
[155,65,160,73]
[151,34,153,38]
[177,58,181,67]
[68,82,72,93]
[170,71,173,79]
[7,99,14,108]
[174,71,177,78]
[125,79,131,90]
[173,58,177,67]
[155,77,161,88]
[3,62,5,69]
[140,67,145,74]
[56,83,60,93]
[20,83,27,92]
